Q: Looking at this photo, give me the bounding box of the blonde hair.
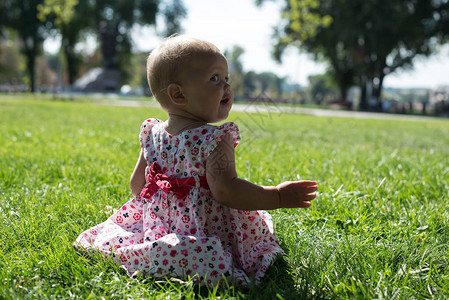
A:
[147,35,222,108]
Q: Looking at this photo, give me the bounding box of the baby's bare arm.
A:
[206,134,317,210]
[130,150,147,197]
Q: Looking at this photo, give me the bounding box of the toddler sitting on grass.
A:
[74,35,318,287]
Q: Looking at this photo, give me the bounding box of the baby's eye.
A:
[210,75,219,82]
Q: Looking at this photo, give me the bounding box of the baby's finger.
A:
[297,201,312,208]
[297,181,318,188]
[302,185,318,193]
[301,193,316,201]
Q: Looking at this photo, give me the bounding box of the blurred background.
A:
[1,0,448,115]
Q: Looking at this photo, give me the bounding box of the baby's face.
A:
[180,53,233,123]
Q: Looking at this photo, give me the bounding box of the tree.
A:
[256,72,285,98]
[4,0,46,92]
[243,71,257,98]
[38,0,90,86]
[242,71,286,99]
[224,45,245,100]
[0,36,24,84]
[159,0,187,37]
[35,0,186,89]
[260,0,449,110]
[0,1,6,36]
[307,73,338,105]
[90,0,186,83]
[345,0,447,109]
[435,1,449,43]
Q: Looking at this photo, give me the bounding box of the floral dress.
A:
[74,119,282,286]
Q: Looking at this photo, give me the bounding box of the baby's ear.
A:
[167,83,186,105]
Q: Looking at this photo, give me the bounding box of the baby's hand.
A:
[276,181,318,208]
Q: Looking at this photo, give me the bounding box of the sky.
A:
[45,0,449,89]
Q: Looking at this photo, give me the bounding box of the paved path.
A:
[95,99,445,122]
[233,103,444,122]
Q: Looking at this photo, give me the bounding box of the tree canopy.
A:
[261,0,449,109]
[3,0,186,91]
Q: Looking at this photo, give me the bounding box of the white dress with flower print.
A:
[75,119,282,286]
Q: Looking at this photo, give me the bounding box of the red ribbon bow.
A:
[140,162,208,200]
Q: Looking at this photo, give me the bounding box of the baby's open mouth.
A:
[221,97,230,104]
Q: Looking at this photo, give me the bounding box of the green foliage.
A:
[283,0,333,42]
[90,0,186,83]
[222,46,288,100]
[159,0,187,37]
[37,0,85,86]
[3,0,46,92]
[264,0,449,107]
[1,96,448,298]
[224,46,246,99]
[3,0,187,89]
[37,0,79,27]
[307,73,338,104]
[240,71,286,99]
[0,37,25,83]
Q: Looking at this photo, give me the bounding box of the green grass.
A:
[1,95,448,299]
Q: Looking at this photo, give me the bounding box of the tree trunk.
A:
[62,26,78,86]
[337,71,353,107]
[23,36,38,93]
[26,53,36,92]
[99,24,118,69]
[359,76,368,111]
[64,44,77,85]
[337,80,348,107]
[372,73,385,111]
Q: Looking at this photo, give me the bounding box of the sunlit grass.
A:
[0,96,448,299]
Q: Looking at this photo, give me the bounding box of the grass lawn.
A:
[0,95,448,299]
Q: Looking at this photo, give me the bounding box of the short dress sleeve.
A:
[205,122,240,156]
[139,118,162,149]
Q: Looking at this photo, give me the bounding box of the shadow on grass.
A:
[245,256,299,299]
[243,254,332,300]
